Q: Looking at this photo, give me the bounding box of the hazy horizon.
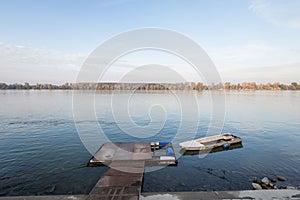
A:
[0,80,299,85]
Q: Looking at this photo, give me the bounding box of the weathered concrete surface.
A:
[141,190,300,200]
[1,190,299,200]
[87,161,145,200]
[0,195,87,200]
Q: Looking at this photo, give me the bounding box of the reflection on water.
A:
[0,90,299,195]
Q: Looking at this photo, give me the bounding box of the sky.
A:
[0,0,299,84]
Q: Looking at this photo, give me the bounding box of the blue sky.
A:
[0,0,299,84]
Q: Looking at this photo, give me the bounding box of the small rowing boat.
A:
[179,133,242,151]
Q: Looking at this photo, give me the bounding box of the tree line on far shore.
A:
[0,82,299,90]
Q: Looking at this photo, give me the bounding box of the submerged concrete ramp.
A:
[87,160,145,200]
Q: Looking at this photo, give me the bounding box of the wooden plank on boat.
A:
[179,133,242,151]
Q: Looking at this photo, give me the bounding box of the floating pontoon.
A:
[88,142,177,166]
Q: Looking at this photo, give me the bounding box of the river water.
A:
[0,90,299,195]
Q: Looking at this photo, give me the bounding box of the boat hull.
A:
[179,133,243,151]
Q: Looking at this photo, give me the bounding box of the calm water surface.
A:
[0,90,299,195]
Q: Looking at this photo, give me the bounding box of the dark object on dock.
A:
[179,133,242,151]
[88,142,178,167]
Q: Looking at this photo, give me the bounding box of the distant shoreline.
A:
[0,82,299,90]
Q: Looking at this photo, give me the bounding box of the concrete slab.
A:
[141,190,300,200]
[88,160,145,200]
[1,190,299,200]
[94,175,143,187]
[0,195,87,200]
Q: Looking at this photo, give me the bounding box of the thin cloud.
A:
[220,62,300,84]
[0,43,86,84]
[211,43,275,63]
[249,0,300,28]
[0,42,299,84]
[209,42,300,70]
